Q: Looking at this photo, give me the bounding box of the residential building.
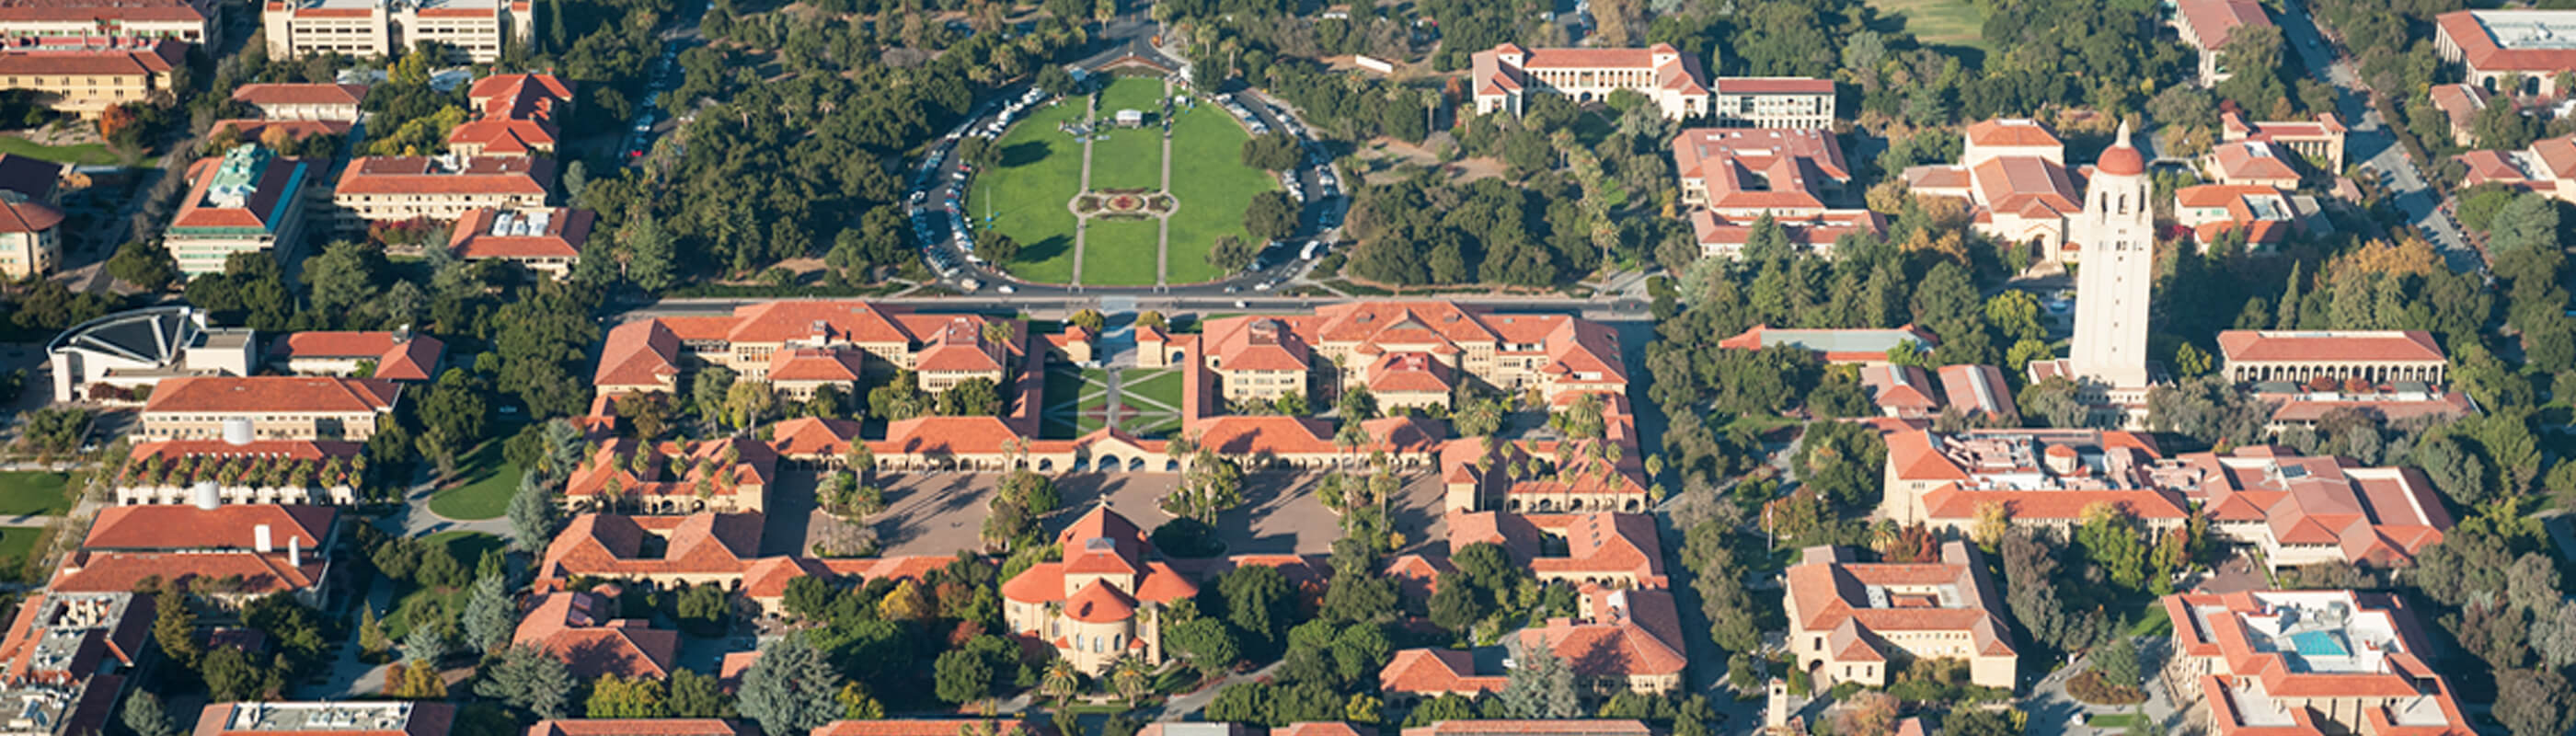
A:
[2177,447,2452,569]
[0,37,182,117]
[595,301,1020,397]
[45,306,256,403]
[1399,722,1649,736]
[2223,112,2347,172]
[228,83,365,121]
[1786,543,2016,691]
[0,154,62,278]
[2429,84,2490,147]
[1688,209,1883,259]
[1468,43,1710,120]
[1709,77,1835,129]
[1858,364,1940,420]
[1716,325,1938,365]
[1000,506,1196,674]
[270,329,443,381]
[1934,364,2017,426]
[2455,133,2576,202]
[526,722,752,736]
[513,591,676,680]
[2174,184,2300,246]
[195,703,454,736]
[58,503,336,606]
[2215,330,2447,385]
[1880,429,2456,569]
[1379,650,1505,703]
[262,0,530,62]
[2204,140,2305,188]
[167,144,316,276]
[0,592,154,736]
[1385,587,1685,702]
[138,375,401,441]
[1439,393,1645,513]
[2248,383,2477,433]
[1903,119,2086,260]
[2173,0,2271,85]
[2436,9,2576,97]
[449,73,569,156]
[0,0,217,46]
[1198,302,1626,411]
[1671,127,1847,212]
[811,721,1029,736]
[1877,428,2190,534]
[448,207,590,277]
[558,436,776,514]
[1445,511,1667,589]
[532,512,949,614]
[113,438,365,505]
[330,155,553,227]
[2030,123,2155,399]
[2163,591,2473,735]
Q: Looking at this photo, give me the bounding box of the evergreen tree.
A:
[152,588,199,668]
[461,574,516,654]
[738,633,844,736]
[624,211,677,291]
[1501,637,1581,719]
[508,468,558,551]
[476,646,575,719]
[122,691,178,736]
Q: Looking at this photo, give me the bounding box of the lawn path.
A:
[1071,92,1097,286]
[1157,77,1175,286]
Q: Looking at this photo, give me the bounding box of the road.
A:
[2276,0,2480,273]
[615,293,1655,324]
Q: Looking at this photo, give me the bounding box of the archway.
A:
[1127,457,1146,471]
[1039,458,1056,471]
[1164,459,1179,472]
[1098,454,1122,472]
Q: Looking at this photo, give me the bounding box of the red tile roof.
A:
[1671,127,1848,212]
[2439,10,2576,73]
[1785,543,2016,663]
[449,207,592,260]
[196,703,455,736]
[1378,649,1506,696]
[536,513,764,581]
[143,375,400,415]
[1399,721,1650,736]
[55,548,324,595]
[526,720,753,736]
[335,155,554,196]
[85,504,333,551]
[595,320,683,389]
[2215,330,2445,364]
[0,39,182,76]
[513,591,678,680]
[1965,119,2061,148]
[273,331,445,381]
[2175,0,2271,51]
[230,83,366,107]
[811,721,1027,736]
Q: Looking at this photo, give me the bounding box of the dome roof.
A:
[2097,122,2145,177]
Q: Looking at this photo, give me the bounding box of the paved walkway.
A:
[1070,92,1098,286]
[1155,77,1175,286]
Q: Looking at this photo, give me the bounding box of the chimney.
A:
[191,481,221,511]
[254,524,272,553]
[289,535,301,568]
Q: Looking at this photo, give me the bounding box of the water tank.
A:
[222,418,253,446]
[191,481,221,510]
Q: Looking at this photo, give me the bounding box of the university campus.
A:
[0,0,2558,736]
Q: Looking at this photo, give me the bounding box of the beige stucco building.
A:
[330,155,552,227]
[593,301,1018,397]
[1199,302,1627,412]
[1784,543,2017,691]
[2163,591,2472,735]
[1000,507,1194,674]
[137,375,400,442]
[262,0,531,62]
[0,39,184,118]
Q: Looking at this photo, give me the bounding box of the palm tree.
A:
[1041,658,1081,703]
[1109,654,1153,703]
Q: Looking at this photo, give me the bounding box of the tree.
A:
[122,691,178,736]
[477,646,575,719]
[2415,434,2490,507]
[934,648,995,705]
[2496,668,2576,736]
[1165,450,1245,523]
[724,380,776,429]
[738,633,845,736]
[1500,637,1580,719]
[836,683,885,719]
[152,588,199,668]
[670,669,731,719]
[509,468,559,551]
[1831,692,1899,736]
[1209,235,1259,271]
[107,240,178,292]
[1219,564,1291,647]
[202,646,275,701]
[982,233,1022,263]
[461,574,516,655]
[1110,654,1154,702]
[879,579,931,621]
[1165,616,1239,676]
[1428,578,1480,633]
[588,675,673,718]
[624,212,677,290]
[2094,635,2142,688]
[1938,710,2024,736]
[1244,190,1299,242]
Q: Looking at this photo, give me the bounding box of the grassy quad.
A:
[1082,218,1163,285]
[0,137,121,166]
[428,442,518,521]
[970,98,1089,284]
[0,472,72,516]
[1867,0,1990,52]
[1164,103,1279,284]
[1087,77,1167,190]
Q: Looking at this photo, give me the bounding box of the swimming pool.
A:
[2288,630,2349,656]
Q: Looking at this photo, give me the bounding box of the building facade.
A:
[448,207,590,277]
[262,0,531,62]
[229,83,365,121]
[2216,330,2448,385]
[166,144,315,276]
[1903,119,2085,261]
[999,506,1195,674]
[331,155,553,226]
[2435,10,2576,97]
[594,301,1018,397]
[0,38,183,118]
[1783,543,2017,691]
[1468,43,1711,120]
[1199,302,1627,412]
[138,375,400,441]
[2162,591,2473,736]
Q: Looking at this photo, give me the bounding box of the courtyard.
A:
[831,469,1451,558]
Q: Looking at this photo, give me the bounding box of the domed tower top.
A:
[2097,121,2145,178]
